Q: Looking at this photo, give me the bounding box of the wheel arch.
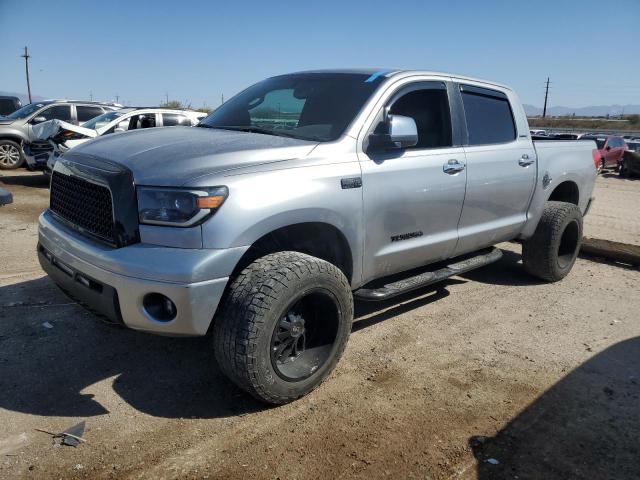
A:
[547,180,580,205]
[230,221,355,284]
[0,134,27,145]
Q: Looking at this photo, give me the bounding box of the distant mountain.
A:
[524,104,640,117]
[0,91,47,105]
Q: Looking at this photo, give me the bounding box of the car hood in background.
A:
[64,126,319,186]
[33,119,97,141]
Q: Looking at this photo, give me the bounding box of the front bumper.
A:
[38,210,248,336]
[23,143,52,170]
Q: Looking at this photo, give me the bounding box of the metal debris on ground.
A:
[42,322,54,329]
[486,458,500,465]
[35,421,86,447]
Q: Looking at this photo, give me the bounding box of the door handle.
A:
[519,154,535,167]
[443,159,465,174]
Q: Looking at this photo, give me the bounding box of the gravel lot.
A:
[1,170,639,479]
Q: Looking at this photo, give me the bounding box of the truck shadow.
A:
[458,248,544,287]
[469,337,640,479]
[0,252,537,420]
[0,173,49,189]
[0,276,263,419]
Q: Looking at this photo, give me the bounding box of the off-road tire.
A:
[522,201,583,282]
[0,140,24,170]
[213,251,353,404]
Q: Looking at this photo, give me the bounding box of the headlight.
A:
[137,186,228,227]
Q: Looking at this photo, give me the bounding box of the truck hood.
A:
[0,118,15,125]
[33,119,97,141]
[65,126,318,186]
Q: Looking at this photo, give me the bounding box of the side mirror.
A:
[114,128,125,133]
[31,116,46,124]
[368,114,418,151]
[605,146,611,151]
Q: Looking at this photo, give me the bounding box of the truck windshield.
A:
[199,73,387,142]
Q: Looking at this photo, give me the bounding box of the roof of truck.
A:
[288,69,512,91]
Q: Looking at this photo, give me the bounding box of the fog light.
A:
[143,293,177,322]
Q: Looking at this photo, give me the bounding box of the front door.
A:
[454,84,536,255]
[359,81,467,284]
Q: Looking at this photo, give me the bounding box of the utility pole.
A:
[89,91,93,101]
[165,92,169,105]
[221,93,224,105]
[115,94,119,104]
[21,46,32,103]
[542,77,550,118]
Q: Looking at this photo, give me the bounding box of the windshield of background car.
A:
[5,102,45,120]
[199,73,387,141]
[82,110,125,130]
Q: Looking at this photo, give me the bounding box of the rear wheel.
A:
[619,160,630,178]
[213,251,353,404]
[0,140,24,170]
[522,201,583,282]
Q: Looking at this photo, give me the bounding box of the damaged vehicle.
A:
[27,108,206,172]
[0,100,120,170]
[38,70,597,404]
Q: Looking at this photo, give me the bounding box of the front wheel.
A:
[522,201,583,282]
[0,140,24,170]
[213,251,353,404]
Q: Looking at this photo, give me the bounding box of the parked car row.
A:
[0,99,206,171]
[27,108,206,172]
[530,129,640,176]
[0,99,120,170]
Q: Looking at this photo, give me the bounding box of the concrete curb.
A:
[580,237,640,267]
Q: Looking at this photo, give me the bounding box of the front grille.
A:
[50,171,115,243]
[29,140,53,155]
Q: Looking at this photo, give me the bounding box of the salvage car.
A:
[38,69,597,404]
[0,100,120,170]
[619,140,640,177]
[581,135,627,172]
[27,108,206,172]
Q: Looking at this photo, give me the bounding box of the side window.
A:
[388,84,453,149]
[128,113,156,130]
[77,106,104,123]
[39,105,72,122]
[461,86,516,145]
[162,113,192,126]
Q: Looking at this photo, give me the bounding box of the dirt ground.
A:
[585,173,640,246]
[1,170,639,479]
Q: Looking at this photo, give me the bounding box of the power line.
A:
[21,46,32,103]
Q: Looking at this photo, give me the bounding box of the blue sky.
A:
[1,0,639,108]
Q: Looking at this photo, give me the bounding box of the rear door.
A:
[359,80,467,282]
[454,84,536,255]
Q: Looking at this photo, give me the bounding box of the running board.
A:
[354,248,503,301]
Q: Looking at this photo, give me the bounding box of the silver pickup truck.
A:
[38,69,597,404]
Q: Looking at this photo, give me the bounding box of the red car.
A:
[582,135,627,172]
